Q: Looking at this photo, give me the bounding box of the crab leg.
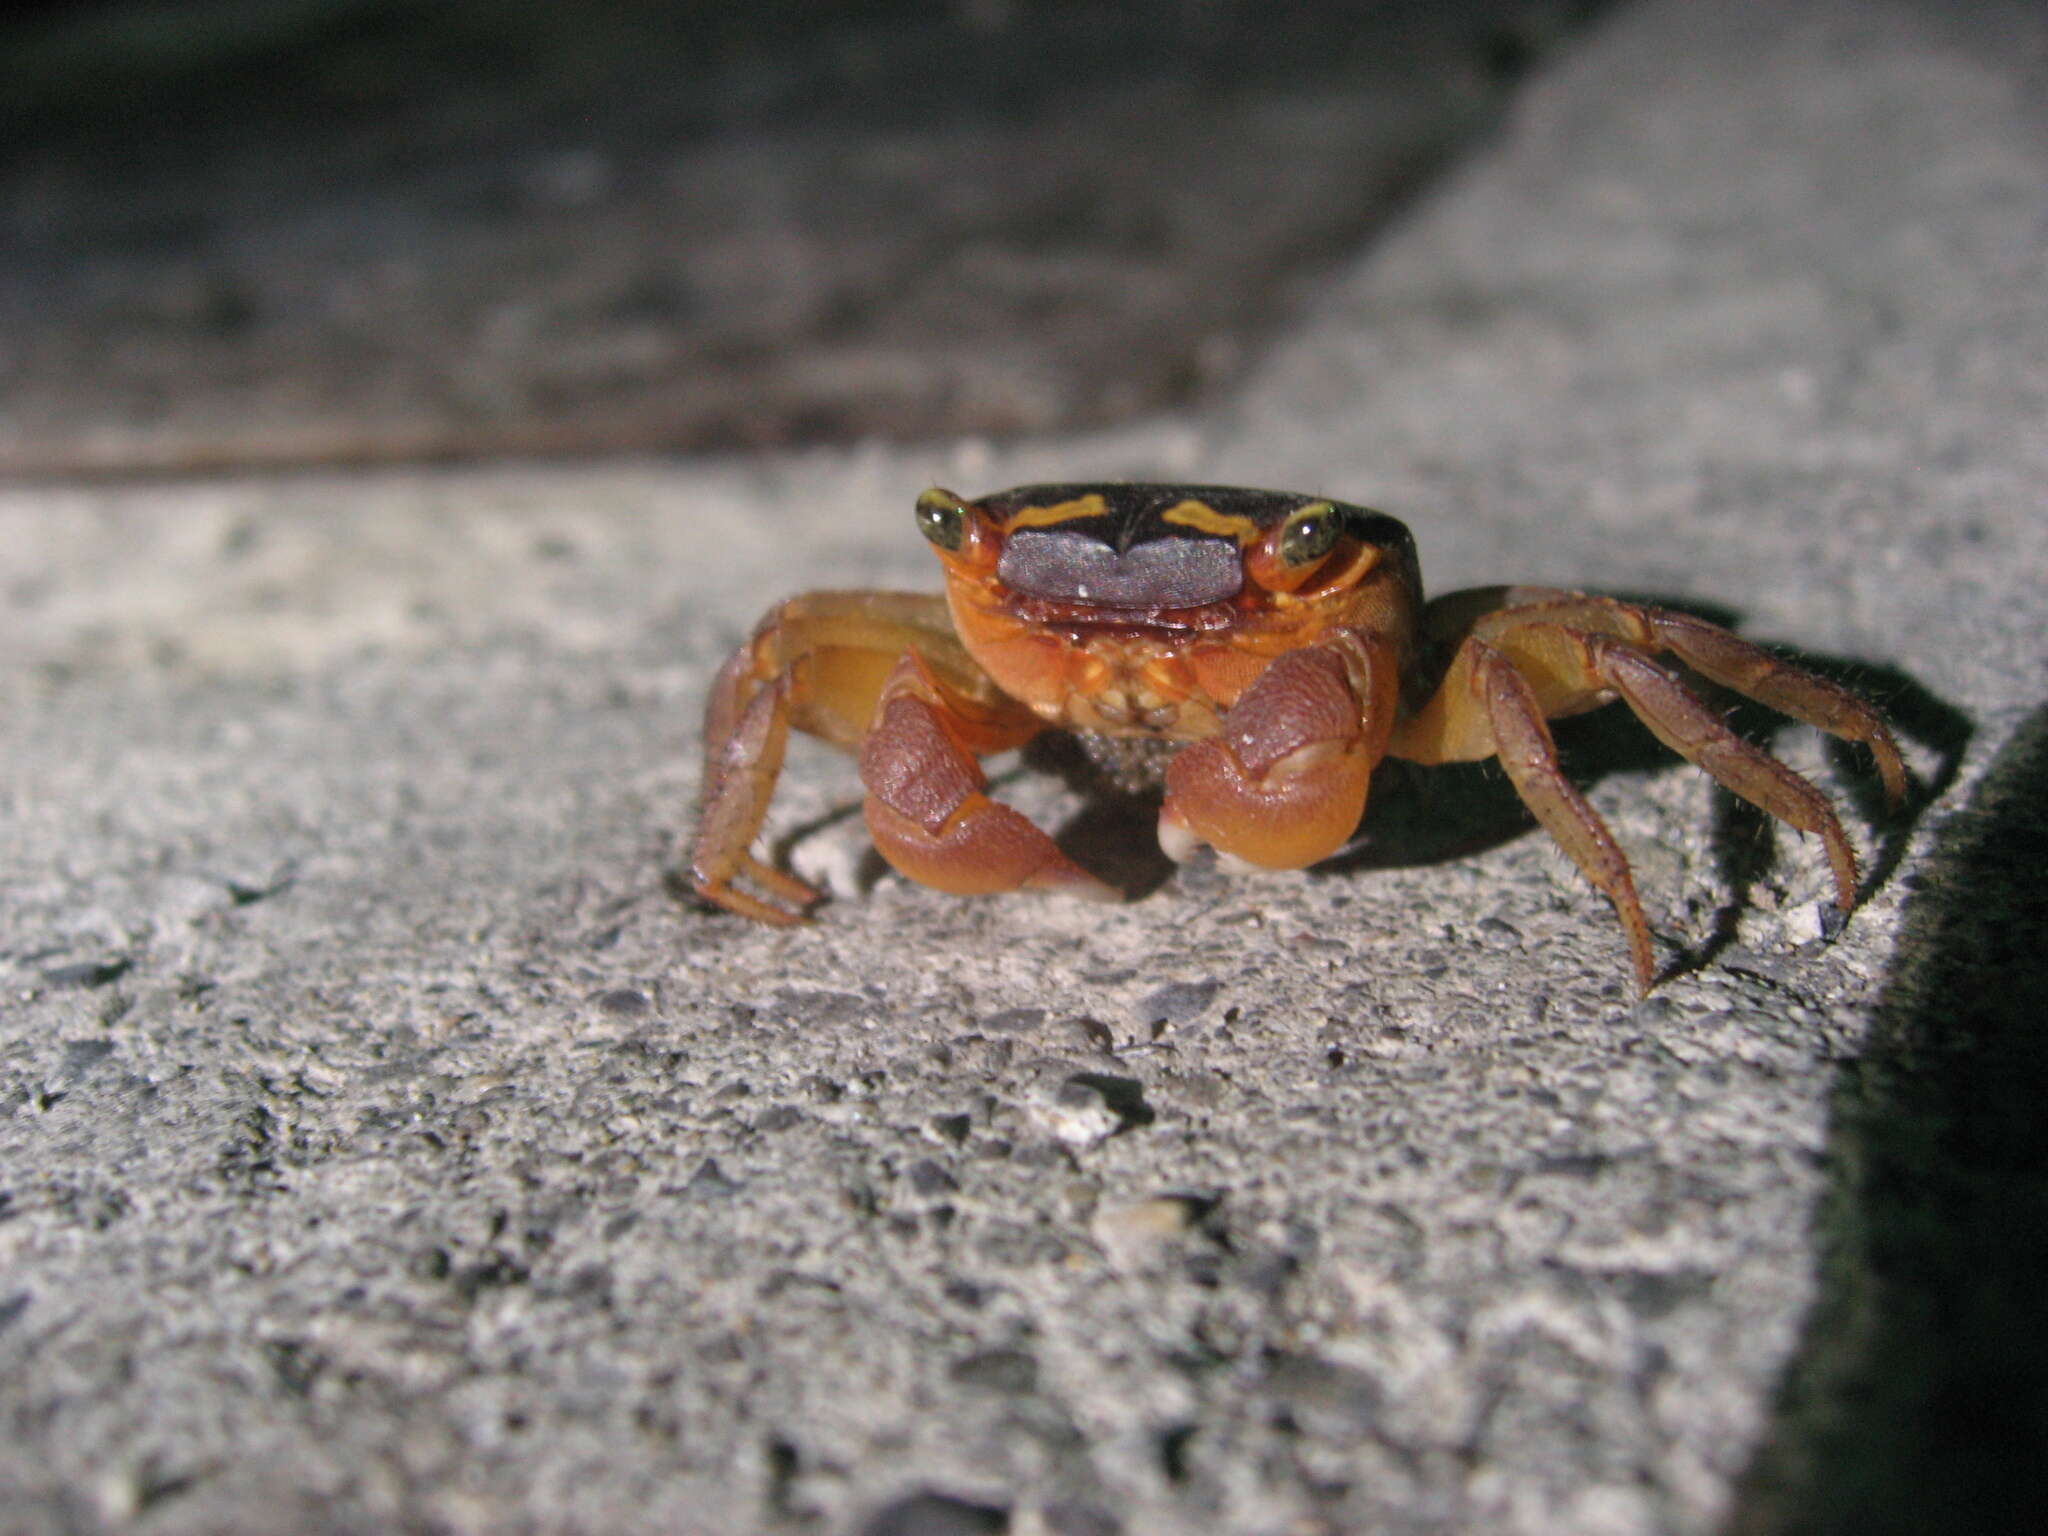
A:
[1469,639,1658,992]
[690,591,1041,923]
[694,648,816,923]
[1633,608,1907,806]
[1585,631,1866,902]
[1391,589,1906,991]
[1158,627,1403,870]
[861,651,1117,902]
[1437,590,1906,805]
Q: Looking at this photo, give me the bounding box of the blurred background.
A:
[0,0,1607,479]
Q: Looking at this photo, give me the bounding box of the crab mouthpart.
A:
[1001,592,1240,633]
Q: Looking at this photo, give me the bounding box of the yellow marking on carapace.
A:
[1161,499,1261,542]
[1000,495,1111,531]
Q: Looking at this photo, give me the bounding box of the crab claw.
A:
[1159,645,1376,871]
[861,663,1118,904]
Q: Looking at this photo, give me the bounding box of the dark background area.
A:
[0,0,1601,477]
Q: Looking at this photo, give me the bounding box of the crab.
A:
[689,484,1906,992]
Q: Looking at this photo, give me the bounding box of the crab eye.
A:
[1277,502,1343,567]
[915,489,969,551]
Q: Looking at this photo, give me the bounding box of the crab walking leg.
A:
[1469,640,1660,994]
[1635,609,1907,808]
[1392,589,1903,990]
[1158,628,1401,869]
[693,649,816,924]
[1447,597,1900,908]
[1430,589,1907,808]
[691,590,1039,923]
[1579,632,1866,906]
[860,651,1117,901]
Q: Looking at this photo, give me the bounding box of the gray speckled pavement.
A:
[3,2,2044,1533]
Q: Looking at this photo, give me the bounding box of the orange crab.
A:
[690,484,1905,991]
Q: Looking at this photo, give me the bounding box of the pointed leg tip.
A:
[687,859,821,926]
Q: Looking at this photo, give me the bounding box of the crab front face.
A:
[912,483,1423,739]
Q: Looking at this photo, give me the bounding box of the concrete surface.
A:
[2,1,2044,1532]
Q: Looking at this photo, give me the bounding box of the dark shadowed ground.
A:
[0,0,1596,477]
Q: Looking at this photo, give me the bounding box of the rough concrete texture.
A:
[2,1,2043,1533]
